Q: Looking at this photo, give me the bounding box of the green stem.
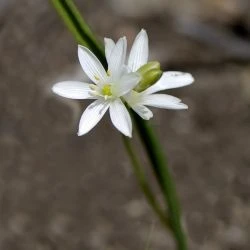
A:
[132,112,187,250]
[122,136,169,229]
[50,0,107,66]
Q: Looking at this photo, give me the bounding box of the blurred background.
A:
[1,0,250,249]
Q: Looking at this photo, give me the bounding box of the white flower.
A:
[53,29,194,137]
[52,37,140,137]
[124,29,194,120]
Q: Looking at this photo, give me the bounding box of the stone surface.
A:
[1,0,250,249]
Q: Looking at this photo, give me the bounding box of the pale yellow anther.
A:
[107,70,111,77]
[94,75,100,81]
[89,84,96,91]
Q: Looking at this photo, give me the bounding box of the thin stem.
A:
[132,112,188,250]
[50,0,107,66]
[122,136,170,229]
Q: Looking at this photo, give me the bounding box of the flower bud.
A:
[135,61,162,92]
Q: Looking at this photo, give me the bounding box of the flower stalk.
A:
[50,0,106,66]
[132,112,187,250]
[122,136,170,229]
[50,0,188,249]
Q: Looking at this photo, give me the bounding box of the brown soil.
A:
[0,0,250,249]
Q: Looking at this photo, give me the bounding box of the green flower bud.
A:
[135,61,162,92]
[137,61,160,74]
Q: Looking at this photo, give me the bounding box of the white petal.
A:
[123,90,142,107]
[143,71,194,95]
[141,94,188,109]
[104,38,115,65]
[52,81,93,99]
[128,29,148,72]
[109,99,132,137]
[112,73,140,97]
[132,105,153,120]
[78,45,107,84]
[108,37,127,79]
[78,100,110,136]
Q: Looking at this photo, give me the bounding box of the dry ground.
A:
[0,1,250,249]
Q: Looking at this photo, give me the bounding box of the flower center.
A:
[102,84,112,96]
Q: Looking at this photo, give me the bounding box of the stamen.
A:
[94,75,100,81]
[89,84,97,90]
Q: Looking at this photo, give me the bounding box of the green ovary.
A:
[102,84,112,96]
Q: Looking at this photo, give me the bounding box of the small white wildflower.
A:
[123,29,194,120]
[52,37,140,137]
[53,29,194,137]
